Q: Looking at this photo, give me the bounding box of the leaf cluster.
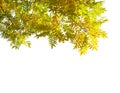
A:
[0,0,107,55]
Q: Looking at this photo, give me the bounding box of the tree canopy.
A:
[0,0,107,55]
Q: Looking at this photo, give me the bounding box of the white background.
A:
[0,0,120,93]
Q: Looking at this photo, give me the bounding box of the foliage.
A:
[0,0,107,55]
